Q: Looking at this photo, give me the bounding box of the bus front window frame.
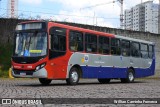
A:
[14,31,48,57]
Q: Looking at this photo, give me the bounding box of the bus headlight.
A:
[36,66,41,71]
[35,63,46,71]
[41,63,46,68]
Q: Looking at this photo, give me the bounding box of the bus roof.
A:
[48,21,115,38]
[49,22,155,45]
[115,35,155,45]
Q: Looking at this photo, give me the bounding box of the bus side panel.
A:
[45,53,72,79]
[81,66,127,78]
[80,66,88,78]
[68,53,128,78]
[68,52,155,79]
[134,59,155,78]
[81,61,155,79]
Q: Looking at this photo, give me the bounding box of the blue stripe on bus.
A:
[135,59,155,78]
[81,59,155,79]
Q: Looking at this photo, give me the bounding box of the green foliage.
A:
[0,69,8,78]
[0,44,13,77]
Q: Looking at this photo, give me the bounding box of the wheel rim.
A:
[71,71,78,82]
[128,72,134,81]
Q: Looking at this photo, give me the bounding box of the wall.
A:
[0,18,159,69]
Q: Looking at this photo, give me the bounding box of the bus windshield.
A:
[14,32,47,57]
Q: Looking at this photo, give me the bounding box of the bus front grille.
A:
[13,69,35,75]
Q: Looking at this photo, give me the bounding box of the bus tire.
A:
[98,79,110,84]
[39,78,52,85]
[121,69,135,83]
[66,67,79,85]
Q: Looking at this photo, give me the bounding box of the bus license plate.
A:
[20,72,26,76]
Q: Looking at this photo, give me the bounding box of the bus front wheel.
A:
[66,67,80,85]
[39,78,52,85]
[121,69,135,83]
[98,79,110,84]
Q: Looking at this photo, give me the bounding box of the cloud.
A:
[19,0,42,5]
[47,0,159,28]
[47,0,121,28]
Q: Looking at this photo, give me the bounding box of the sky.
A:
[0,0,159,28]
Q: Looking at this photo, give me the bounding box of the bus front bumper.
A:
[12,68,47,78]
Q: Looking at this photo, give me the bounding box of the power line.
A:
[0,1,120,27]
[0,7,119,20]
[80,1,117,10]
[80,0,124,29]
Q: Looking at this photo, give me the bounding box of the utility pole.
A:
[118,0,124,29]
[81,0,124,28]
[80,1,116,26]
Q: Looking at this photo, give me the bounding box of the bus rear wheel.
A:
[121,69,135,83]
[66,67,80,85]
[98,79,110,84]
[39,78,52,85]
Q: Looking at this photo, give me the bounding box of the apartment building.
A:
[124,1,159,34]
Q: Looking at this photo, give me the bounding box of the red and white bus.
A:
[11,21,155,85]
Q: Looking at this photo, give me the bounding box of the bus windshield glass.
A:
[14,32,47,57]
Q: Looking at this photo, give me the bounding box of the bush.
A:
[0,69,8,78]
[0,44,13,77]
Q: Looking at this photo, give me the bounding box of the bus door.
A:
[48,27,67,79]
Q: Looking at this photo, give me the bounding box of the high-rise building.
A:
[124,1,159,34]
[7,0,18,18]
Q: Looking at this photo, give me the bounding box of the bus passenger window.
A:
[121,40,130,56]
[141,44,148,58]
[50,27,66,51]
[69,31,83,51]
[51,34,66,51]
[131,42,140,57]
[59,36,66,51]
[111,38,121,55]
[98,36,110,54]
[85,34,97,53]
[149,45,154,58]
[49,27,66,59]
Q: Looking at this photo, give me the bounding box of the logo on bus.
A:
[84,55,89,63]
[81,55,89,63]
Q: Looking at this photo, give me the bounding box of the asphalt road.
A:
[0,78,160,107]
